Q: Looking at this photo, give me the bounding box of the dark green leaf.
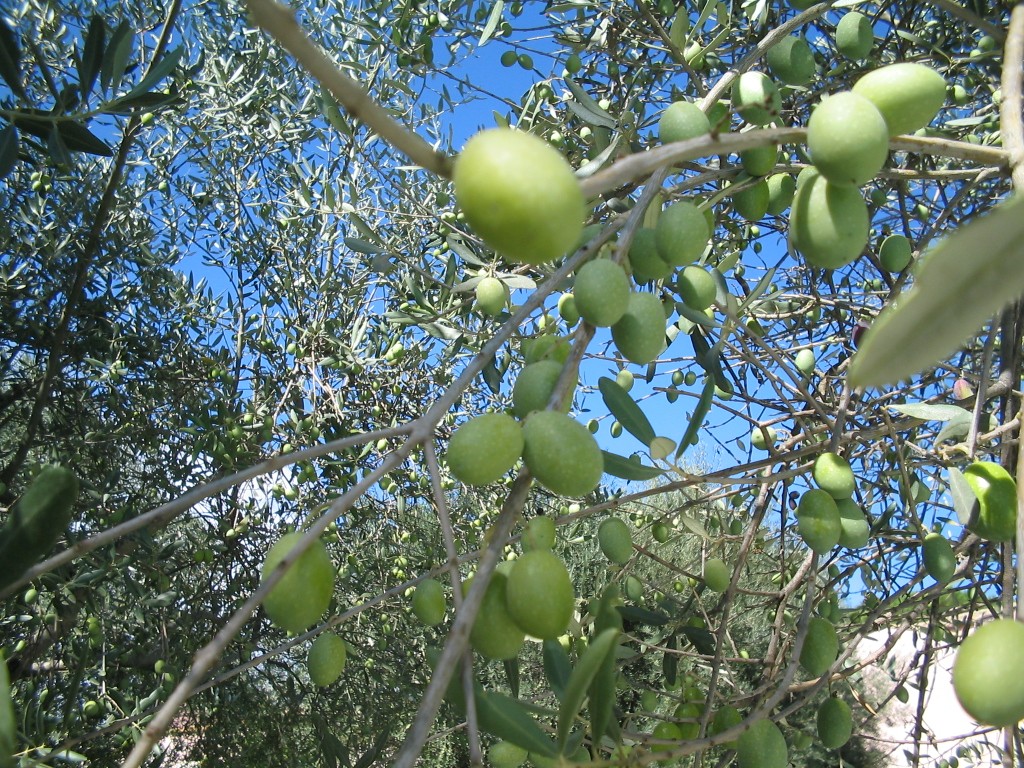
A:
[56,121,112,156]
[482,358,503,394]
[503,658,520,700]
[598,376,656,446]
[0,654,14,768]
[101,22,134,92]
[352,727,390,768]
[122,46,184,100]
[600,451,663,481]
[588,633,617,750]
[679,624,716,655]
[47,126,71,168]
[542,640,571,701]
[0,19,23,99]
[476,689,558,757]
[676,377,715,459]
[850,195,1024,387]
[563,77,617,128]
[690,328,729,391]
[662,634,678,686]
[556,628,619,751]
[0,126,18,180]
[737,267,777,313]
[105,90,180,113]
[617,605,671,626]
[344,237,382,254]
[478,0,504,46]
[79,16,106,99]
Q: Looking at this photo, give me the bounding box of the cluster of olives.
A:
[793,63,946,269]
[260,533,348,687]
[412,518,575,661]
[794,452,869,554]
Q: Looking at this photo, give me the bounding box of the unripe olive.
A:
[474,276,508,316]
[740,143,777,177]
[446,413,524,486]
[522,411,603,497]
[852,63,947,136]
[807,91,889,187]
[598,517,633,564]
[878,233,912,272]
[611,292,667,364]
[676,265,717,310]
[658,101,711,144]
[261,533,335,633]
[790,169,868,269]
[307,632,347,686]
[731,71,780,126]
[766,35,815,86]
[835,11,874,60]
[766,173,796,215]
[629,227,673,282]
[505,549,575,639]
[453,129,584,263]
[796,489,842,554]
[800,616,839,677]
[512,360,573,418]
[655,201,710,266]
[731,177,770,221]
[817,697,853,749]
[573,259,631,327]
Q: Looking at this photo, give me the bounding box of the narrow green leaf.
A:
[680,624,716,655]
[598,377,655,445]
[482,358,503,394]
[0,19,24,99]
[476,689,559,757]
[0,126,18,180]
[676,377,715,459]
[47,126,71,168]
[662,634,678,686]
[935,414,972,445]
[478,0,504,46]
[122,46,184,100]
[542,640,571,701]
[948,466,978,528]
[79,16,105,99]
[563,77,617,129]
[0,654,14,768]
[503,658,520,700]
[600,451,663,481]
[588,636,617,749]
[344,237,382,254]
[556,628,619,751]
[101,22,134,92]
[56,122,112,156]
[850,195,1024,387]
[736,266,777,314]
[352,727,391,768]
[617,605,671,625]
[690,328,729,391]
[889,403,973,422]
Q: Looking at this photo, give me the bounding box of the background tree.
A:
[0,0,1021,767]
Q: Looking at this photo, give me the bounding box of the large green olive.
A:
[453,129,584,263]
[790,169,868,269]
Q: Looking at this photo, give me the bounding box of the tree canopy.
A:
[0,0,1022,766]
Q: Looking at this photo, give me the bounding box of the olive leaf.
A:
[555,628,619,752]
[598,376,655,445]
[850,195,1024,387]
[600,451,663,481]
[0,654,14,768]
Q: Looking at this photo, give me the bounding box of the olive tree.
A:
[1,0,1022,767]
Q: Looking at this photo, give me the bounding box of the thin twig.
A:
[245,0,453,178]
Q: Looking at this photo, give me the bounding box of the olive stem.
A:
[1000,3,1024,191]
